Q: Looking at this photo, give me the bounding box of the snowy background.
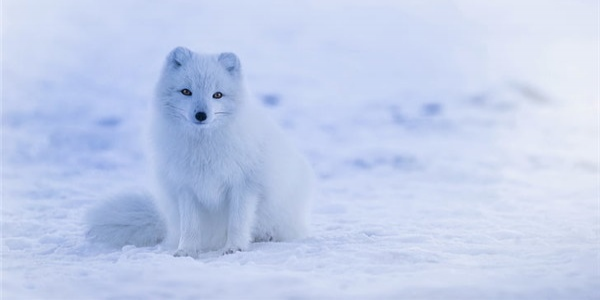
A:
[2,0,599,299]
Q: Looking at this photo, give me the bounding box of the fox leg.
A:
[174,193,202,258]
[222,189,258,255]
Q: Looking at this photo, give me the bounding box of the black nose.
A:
[195,112,207,122]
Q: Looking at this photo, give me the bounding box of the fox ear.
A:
[218,52,241,77]
[167,47,193,68]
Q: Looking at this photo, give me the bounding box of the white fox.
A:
[86,47,314,257]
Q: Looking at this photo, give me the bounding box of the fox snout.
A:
[191,105,210,124]
[195,112,208,122]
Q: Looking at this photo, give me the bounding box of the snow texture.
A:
[2,0,599,299]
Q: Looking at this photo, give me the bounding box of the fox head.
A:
[155,47,245,127]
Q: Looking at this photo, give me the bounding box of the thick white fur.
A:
[87,47,314,257]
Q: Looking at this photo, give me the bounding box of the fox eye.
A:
[212,92,223,99]
[181,89,192,96]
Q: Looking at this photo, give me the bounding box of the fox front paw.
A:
[222,247,242,255]
[174,248,199,258]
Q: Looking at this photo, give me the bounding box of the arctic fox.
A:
[86,47,314,257]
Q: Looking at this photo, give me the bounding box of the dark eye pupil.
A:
[181,89,192,96]
[213,92,223,99]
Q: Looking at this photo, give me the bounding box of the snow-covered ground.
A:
[2,0,599,299]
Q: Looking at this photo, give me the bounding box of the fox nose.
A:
[195,112,207,122]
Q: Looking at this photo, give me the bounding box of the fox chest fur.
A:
[153,118,264,209]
